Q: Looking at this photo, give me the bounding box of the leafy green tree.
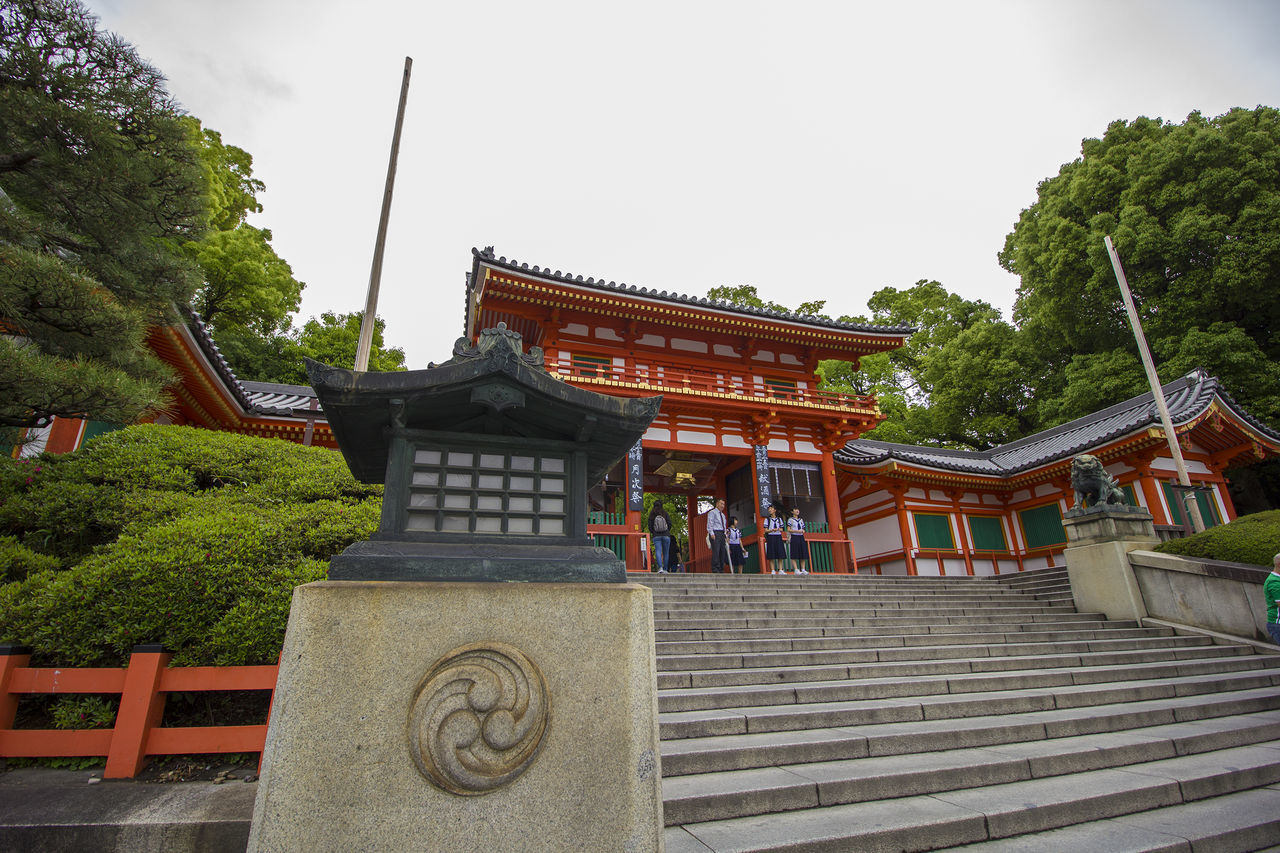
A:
[181,118,304,353]
[226,311,408,385]
[1000,107,1280,426]
[297,311,407,375]
[818,281,1031,449]
[0,0,206,430]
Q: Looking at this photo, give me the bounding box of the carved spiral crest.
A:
[407,642,550,795]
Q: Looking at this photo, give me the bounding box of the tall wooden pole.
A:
[1104,236,1205,532]
[354,57,412,372]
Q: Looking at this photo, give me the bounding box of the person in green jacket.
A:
[1266,553,1280,646]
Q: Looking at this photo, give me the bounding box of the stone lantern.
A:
[247,325,666,852]
[306,322,660,582]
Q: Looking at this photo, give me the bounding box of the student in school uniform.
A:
[762,503,788,575]
[788,506,810,575]
[727,516,747,574]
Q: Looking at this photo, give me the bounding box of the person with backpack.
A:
[649,503,674,573]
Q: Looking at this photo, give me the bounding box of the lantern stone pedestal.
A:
[246,581,661,852]
[1062,505,1159,622]
[247,326,665,852]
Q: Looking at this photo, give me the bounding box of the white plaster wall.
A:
[644,427,671,442]
[1150,456,1212,475]
[848,492,891,513]
[915,561,942,577]
[971,560,997,577]
[981,494,1003,506]
[853,515,902,556]
[768,438,789,452]
[637,334,665,348]
[752,351,777,363]
[594,327,623,342]
[794,440,819,454]
[562,323,589,337]
[721,433,749,449]
[713,344,736,357]
[873,559,909,576]
[670,338,708,353]
[943,558,969,576]
[780,353,802,366]
[677,430,717,445]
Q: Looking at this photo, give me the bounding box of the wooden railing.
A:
[0,644,277,778]
[550,357,878,413]
[855,545,1064,576]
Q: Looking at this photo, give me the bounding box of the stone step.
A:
[661,724,1280,826]
[662,744,1280,851]
[654,617,1141,642]
[655,625,1175,656]
[658,681,1280,740]
[658,645,1267,691]
[659,707,1280,777]
[657,656,1279,712]
[946,787,1280,852]
[653,611,1089,630]
[655,634,1224,673]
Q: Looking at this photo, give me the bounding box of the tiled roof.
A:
[834,370,1280,477]
[182,310,317,418]
[468,246,916,337]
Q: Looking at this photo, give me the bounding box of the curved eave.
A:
[307,358,662,484]
[469,255,912,357]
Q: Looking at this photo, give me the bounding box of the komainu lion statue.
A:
[1070,454,1128,509]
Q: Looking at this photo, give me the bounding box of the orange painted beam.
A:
[10,667,128,694]
[0,729,114,757]
[104,648,171,778]
[146,724,268,755]
[159,666,278,692]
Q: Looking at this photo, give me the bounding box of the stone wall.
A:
[1127,549,1272,642]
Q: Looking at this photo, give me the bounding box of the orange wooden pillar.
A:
[888,486,916,576]
[820,451,850,572]
[948,490,975,576]
[44,417,87,454]
[0,646,31,734]
[104,645,171,778]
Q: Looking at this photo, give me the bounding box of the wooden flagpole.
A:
[354,56,412,372]
[1104,235,1205,533]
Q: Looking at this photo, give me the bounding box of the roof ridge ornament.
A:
[438,322,546,373]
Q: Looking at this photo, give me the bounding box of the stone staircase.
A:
[638,568,1280,852]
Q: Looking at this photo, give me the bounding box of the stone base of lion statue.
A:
[1062,506,1159,622]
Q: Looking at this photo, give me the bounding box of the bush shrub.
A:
[0,535,60,582]
[1152,510,1280,566]
[0,424,382,666]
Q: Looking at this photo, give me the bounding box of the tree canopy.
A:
[1000,107,1280,427]
[0,0,206,430]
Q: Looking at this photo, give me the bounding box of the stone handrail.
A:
[1126,549,1273,643]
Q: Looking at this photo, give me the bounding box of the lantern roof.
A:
[306,323,662,485]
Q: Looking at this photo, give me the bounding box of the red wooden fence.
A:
[0,644,277,778]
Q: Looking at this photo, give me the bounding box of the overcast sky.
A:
[87,0,1280,371]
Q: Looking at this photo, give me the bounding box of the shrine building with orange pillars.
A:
[463,247,913,572]
[15,250,1280,578]
[833,370,1280,576]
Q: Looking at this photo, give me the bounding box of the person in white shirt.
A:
[788,507,810,575]
[727,516,747,574]
[762,504,788,574]
[707,499,728,574]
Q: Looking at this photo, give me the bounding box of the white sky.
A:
[87,0,1280,371]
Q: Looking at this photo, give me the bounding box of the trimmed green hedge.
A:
[0,424,382,666]
[1152,509,1280,567]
